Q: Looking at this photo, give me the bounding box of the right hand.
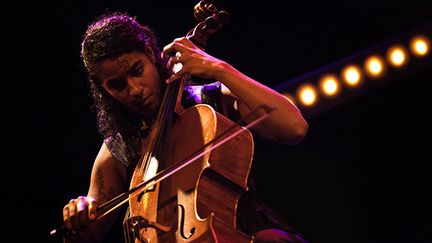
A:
[63,196,98,234]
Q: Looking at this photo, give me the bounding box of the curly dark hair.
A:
[80,12,168,160]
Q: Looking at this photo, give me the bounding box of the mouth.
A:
[130,95,152,112]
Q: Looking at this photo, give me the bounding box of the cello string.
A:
[139,74,183,174]
[102,103,277,210]
[138,75,175,174]
[50,103,275,237]
[175,104,277,165]
[134,103,277,193]
[97,197,130,221]
[98,103,275,213]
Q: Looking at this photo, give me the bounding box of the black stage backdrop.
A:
[4,1,431,243]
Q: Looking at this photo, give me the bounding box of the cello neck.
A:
[146,74,185,156]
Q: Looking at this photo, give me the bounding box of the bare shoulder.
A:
[94,142,127,179]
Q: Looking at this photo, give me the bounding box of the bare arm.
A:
[216,65,308,144]
[63,143,127,243]
[162,38,308,144]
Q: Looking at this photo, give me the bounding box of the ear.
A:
[146,46,156,64]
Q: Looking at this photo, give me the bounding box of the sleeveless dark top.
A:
[104,81,296,236]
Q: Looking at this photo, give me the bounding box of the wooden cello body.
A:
[125,2,255,242]
[127,104,254,242]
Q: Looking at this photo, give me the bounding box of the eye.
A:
[106,78,127,91]
[131,66,143,77]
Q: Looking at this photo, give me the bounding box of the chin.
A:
[133,104,157,118]
[134,108,152,117]
[130,98,161,118]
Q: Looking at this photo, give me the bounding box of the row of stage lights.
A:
[278,28,431,117]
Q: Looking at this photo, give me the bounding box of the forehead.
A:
[95,52,148,80]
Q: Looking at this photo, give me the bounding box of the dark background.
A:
[4,1,431,243]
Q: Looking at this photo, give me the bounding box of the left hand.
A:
[161,37,224,83]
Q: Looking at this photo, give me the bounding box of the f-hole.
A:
[177,204,195,239]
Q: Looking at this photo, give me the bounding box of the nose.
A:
[127,77,143,97]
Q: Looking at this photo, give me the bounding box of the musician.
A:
[62,11,309,243]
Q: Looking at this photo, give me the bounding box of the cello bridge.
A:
[125,215,171,234]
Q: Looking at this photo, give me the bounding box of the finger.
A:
[161,41,179,59]
[166,52,183,70]
[76,197,89,228]
[161,38,189,59]
[166,68,186,84]
[194,11,206,22]
[194,4,214,21]
[68,199,81,232]
[87,197,97,220]
[63,205,74,233]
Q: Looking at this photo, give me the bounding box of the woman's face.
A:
[95,51,162,117]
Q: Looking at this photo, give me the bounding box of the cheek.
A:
[150,74,162,96]
[106,89,129,104]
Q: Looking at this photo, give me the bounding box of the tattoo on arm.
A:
[96,168,116,203]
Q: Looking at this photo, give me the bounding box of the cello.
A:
[50,1,275,241]
[124,1,255,242]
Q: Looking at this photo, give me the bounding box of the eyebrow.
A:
[127,60,143,74]
[106,60,143,84]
